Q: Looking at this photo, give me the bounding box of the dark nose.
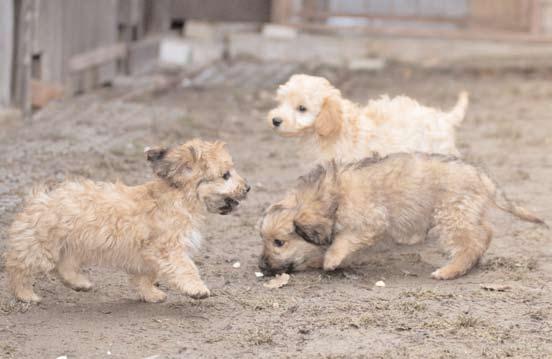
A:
[245,184,251,193]
[258,256,270,273]
[272,117,282,127]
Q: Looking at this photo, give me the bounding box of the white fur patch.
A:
[182,229,203,251]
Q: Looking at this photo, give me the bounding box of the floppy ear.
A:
[145,146,172,178]
[314,96,342,137]
[293,209,334,246]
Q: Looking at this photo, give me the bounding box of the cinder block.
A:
[348,58,386,71]
[159,38,192,66]
[262,24,298,39]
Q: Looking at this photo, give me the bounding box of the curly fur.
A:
[259,153,545,279]
[268,74,469,161]
[5,139,250,303]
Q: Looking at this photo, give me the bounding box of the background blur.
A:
[2,0,552,115]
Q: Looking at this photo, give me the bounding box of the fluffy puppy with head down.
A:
[259,153,545,279]
[268,74,468,161]
[5,139,250,303]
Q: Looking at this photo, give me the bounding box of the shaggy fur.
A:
[267,74,468,161]
[5,139,250,303]
[259,153,546,279]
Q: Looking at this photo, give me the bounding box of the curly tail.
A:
[445,91,469,127]
[480,174,548,228]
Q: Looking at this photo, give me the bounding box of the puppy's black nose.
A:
[245,184,251,193]
[258,256,270,274]
[272,117,282,127]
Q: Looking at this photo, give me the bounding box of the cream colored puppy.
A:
[5,139,250,303]
[259,153,545,279]
[268,74,468,161]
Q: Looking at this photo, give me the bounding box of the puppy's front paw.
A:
[142,288,167,303]
[16,291,42,303]
[431,267,459,280]
[183,282,210,299]
[323,254,342,272]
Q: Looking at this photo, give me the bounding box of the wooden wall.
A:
[0,0,14,107]
[170,0,271,22]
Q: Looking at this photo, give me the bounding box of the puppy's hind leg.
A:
[56,254,93,292]
[432,221,492,280]
[129,273,167,303]
[5,223,58,303]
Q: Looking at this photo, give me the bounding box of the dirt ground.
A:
[0,61,551,359]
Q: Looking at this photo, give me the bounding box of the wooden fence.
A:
[272,0,552,41]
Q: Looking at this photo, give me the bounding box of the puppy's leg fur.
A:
[57,255,93,292]
[157,248,210,299]
[432,198,492,280]
[5,220,58,302]
[324,232,375,271]
[129,273,167,303]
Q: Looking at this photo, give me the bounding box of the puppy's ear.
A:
[314,96,342,138]
[145,146,172,179]
[145,146,167,162]
[293,210,334,246]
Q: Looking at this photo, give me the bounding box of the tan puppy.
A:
[268,74,468,161]
[5,139,250,303]
[259,153,545,279]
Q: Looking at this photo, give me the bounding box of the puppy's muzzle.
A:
[258,255,293,276]
[219,197,239,215]
[272,117,283,127]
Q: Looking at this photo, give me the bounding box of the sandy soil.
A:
[0,62,551,359]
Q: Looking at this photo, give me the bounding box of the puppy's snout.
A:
[272,117,283,127]
[245,184,251,193]
[258,256,271,274]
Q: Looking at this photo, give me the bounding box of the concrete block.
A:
[262,24,298,39]
[159,38,192,66]
[186,20,262,40]
[348,58,386,72]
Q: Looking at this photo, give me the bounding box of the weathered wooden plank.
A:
[170,0,271,22]
[68,43,128,73]
[13,0,36,116]
[0,0,14,106]
[271,0,293,23]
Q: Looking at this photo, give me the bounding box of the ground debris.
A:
[263,273,290,289]
[480,283,511,292]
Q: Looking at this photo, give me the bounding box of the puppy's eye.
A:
[273,239,285,247]
[222,171,231,180]
[297,105,307,112]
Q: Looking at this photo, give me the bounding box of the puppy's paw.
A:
[183,282,210,299]
[16,291,42,303]
[431,267,459,280]
[323,255,342,272]
[142,288,167,303]
[72,281,93,292]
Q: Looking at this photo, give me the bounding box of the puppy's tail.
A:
[480,174,548,228]
[445,91,469,127]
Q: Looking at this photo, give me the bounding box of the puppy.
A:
[5,139,250,303]
[268,74,468,161]
[259,153,545,279]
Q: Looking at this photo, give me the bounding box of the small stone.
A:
[254,272,264,278]
[375,280,386,287]
[232,262,241,269]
